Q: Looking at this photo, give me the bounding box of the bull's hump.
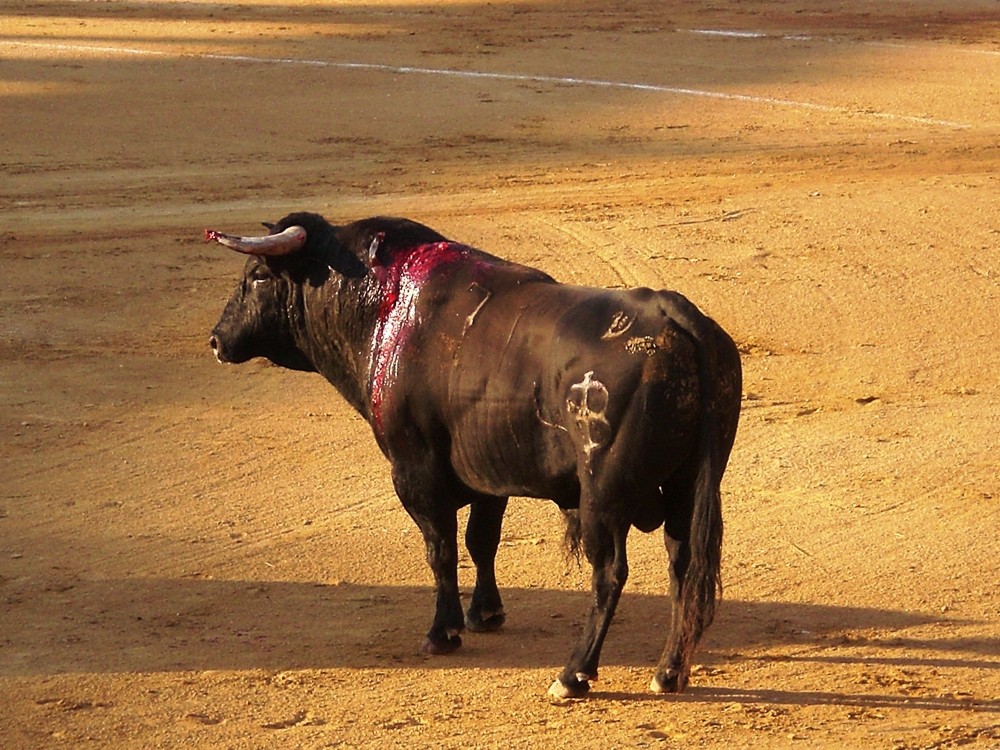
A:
[373,241,466,305]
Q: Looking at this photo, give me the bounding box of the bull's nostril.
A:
[209,335,219,352]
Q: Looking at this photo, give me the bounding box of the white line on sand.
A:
[683,27,1000,57]
[1,39,973,129]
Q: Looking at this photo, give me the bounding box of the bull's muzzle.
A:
[209,334,227,364]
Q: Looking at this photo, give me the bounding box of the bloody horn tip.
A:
[202,225,307,256]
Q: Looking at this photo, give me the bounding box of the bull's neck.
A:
[297,275,373,416]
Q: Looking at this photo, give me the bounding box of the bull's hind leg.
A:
[548,509,630,699]
[464,495,508,632]
[651,469,721,694]
[651,530,691,693]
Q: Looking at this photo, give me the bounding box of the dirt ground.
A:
[2,1,999,747]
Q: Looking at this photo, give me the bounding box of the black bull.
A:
[208,212,741,698]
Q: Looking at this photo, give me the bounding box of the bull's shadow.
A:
[4,577,997,684]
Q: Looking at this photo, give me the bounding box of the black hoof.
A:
[548,676,591,699]
[465,610,506,633]
[650,668,686,694]
[422,633,462,655]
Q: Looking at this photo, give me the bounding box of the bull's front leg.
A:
[407,505,464,655]
[391,462,466,654]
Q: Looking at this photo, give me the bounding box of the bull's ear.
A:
[321,242,368,280]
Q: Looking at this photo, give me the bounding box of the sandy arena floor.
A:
[2,1,999,747]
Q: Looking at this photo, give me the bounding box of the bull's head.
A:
[207,213,342,373]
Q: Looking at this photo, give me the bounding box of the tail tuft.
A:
[561,509,583,565]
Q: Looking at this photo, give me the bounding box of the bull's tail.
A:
[561,508,583,564]
[671,310,734,691]
[676,413,724,679]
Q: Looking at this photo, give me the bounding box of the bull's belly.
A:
[444,372,702,511]
[448,420,579,504]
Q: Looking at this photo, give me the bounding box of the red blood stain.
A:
[368,242,470,433]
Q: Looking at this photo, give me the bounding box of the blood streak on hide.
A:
[368,242,470,433]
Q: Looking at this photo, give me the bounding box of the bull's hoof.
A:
[422,633,462,655]
[650,669,686,694]
[465,609,506,633]
[547,676,591,700]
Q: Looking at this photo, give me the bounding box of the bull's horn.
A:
[204,225,307,256]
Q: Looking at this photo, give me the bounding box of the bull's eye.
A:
[251,267,272,287]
